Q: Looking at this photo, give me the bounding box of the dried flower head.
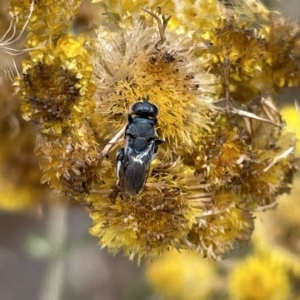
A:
[14,33,98,199]
[13,0,300,261]
[177,0,300,103]
[88,15,222,260]
[16,34,95,129]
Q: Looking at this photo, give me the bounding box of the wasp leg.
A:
[154,138,165,153]
[100,125,125,158]
[116,148,124,184]
[109,185,122,203]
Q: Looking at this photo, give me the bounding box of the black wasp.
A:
[116,96,164,197]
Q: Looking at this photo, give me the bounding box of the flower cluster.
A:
[146,248,292,300]
[14,33,98,200]
[11,0,300,261]
[170,0,300,102]
[10,0,83,37]
[88,2,299,260]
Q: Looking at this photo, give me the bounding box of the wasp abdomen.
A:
[123,155,148,195]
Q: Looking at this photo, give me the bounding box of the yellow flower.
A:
[188,192,254,258]
[228,254,290,300]
[173,0,222,38]
[10,0,83,37]
[253,177,300,275]
[15,34,95,131]
[189,1,300,103]
[0,175,42,211]
[146,250,217,300]
[14,33,98,199]
[0,82,46,212]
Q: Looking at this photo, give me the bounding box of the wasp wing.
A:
[121,140,155,196]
